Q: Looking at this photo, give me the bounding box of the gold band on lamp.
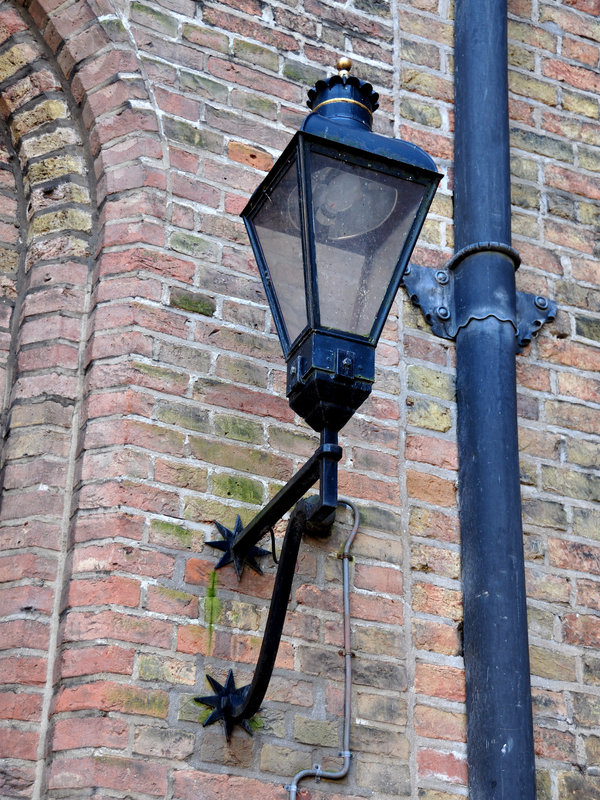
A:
[310,97,373,117]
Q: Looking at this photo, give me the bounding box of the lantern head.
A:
[242,60,442,432]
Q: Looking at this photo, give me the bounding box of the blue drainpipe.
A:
[454,1,537,797]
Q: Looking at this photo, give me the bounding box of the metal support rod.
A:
[231,429,342,560]
[230,500,310,722]
[199,431,343,736]
[454,1,536,797]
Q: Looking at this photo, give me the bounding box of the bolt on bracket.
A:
[401,243,556,349]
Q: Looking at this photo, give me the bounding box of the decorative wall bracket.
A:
[401,243,556,348]
[198,432,342,739]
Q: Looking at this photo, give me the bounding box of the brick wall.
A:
[0,0,598,798]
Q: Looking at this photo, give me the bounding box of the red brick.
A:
[207,57,302,104]
[0,655,47,686]
[413,582,463,621]
[212,629,294,669]
[413,618,461,656]
[17,341,79,372]
[52,717,128,751]
[99,163,167,197]
[577,579,600,611]
[0,690,43,721]
[562,36,599,66]
[89,107,159,153]
[145,585,198,617]
[549,538,600,575]
[546,164,600,201]
[71,512,144,543]
[174,771,282,800]
[0,619,49,651]
[0,728,38,760]
[406,434,458,470]
[539,338,600,372]
[83,388,154,420]
[66,576,141,609]
[418,748,468,785]
[563,613,600,648]
[339,470,401,505]
[47,755,94,791]
[407,470,457,506]
[60,645,134,678]
[0,584,54,616]
[72,543,174,579]
[415,704,466,742]
[93,756,168,796]
[204,6,299,51]
[47,754,167,794]
[561,0,600,12]
[542,59,600,94]
[176,624,211,655]
[77,479,180,516]
[91,301,189,338]
[55,681,168,717]
[414,662,466,702]
[194,381,293,423]
[45,0,95,47]
[534,726,576,762]
[354,563,403,595]
[228,140,273,172]
[63,609,172,648]
[545,219,595,254]
[96,135,163,172]
[0,552,57,582]
[57,23,111,77]
[184,557,276,600]
[0,521,61,551]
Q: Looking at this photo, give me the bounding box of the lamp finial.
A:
[336,57,352,77]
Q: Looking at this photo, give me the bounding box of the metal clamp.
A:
[401,242,556,350]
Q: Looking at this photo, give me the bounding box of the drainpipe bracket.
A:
[401,262,457,340]
[515,290,557,351]
[402,258,555,350]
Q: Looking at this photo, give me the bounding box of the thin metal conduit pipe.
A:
[286,498,359,800]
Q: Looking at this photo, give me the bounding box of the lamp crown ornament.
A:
[306,56,379,127]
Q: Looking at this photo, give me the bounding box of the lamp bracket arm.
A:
[231,434,342,564]
[196,497,323,739]
[402,244,556,350]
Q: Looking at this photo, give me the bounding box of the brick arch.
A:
[0,1,100,794]
[0,3,185,798]
[0,0,168,795]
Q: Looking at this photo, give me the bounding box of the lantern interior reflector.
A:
[308,151,427,338]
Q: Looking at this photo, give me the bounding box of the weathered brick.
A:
[55,681,169,718]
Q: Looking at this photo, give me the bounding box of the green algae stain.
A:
[204,569,220,649]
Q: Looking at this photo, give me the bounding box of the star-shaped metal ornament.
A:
[195,669,253,741]
[207,515,270,580]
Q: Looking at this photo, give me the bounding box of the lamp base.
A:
[286,331,375,432]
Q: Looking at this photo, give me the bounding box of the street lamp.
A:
[200,59,441,739]
[243,57,440,434]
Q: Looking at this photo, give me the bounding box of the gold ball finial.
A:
[336,57,352,76]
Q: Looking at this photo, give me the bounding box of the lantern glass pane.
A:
[310,152,426,337]
[253,157,307,346]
